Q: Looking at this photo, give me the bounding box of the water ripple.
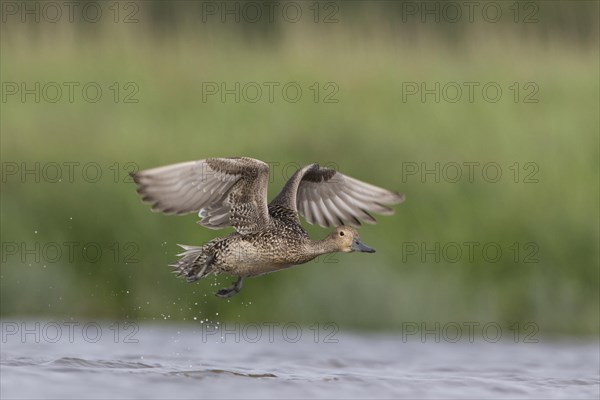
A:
[1,328,598,399]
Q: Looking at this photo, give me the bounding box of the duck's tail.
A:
[170,244,215,283]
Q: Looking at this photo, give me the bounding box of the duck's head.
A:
[330,226,375,253]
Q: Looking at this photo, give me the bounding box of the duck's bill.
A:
[352,239,376,253]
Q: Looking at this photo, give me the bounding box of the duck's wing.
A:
[270,164,404,228]
[132,157,271,234]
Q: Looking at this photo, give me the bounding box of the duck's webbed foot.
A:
[215,277,244,298]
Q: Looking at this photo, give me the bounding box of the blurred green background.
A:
[1,1,598,336]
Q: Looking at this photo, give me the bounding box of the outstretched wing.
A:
[270,164,405,228]
[131,157,271,234]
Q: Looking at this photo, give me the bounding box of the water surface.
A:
[1,322,598,399]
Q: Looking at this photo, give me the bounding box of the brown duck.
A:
[132,157,404,298]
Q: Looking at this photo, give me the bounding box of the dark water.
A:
[1,322,598,399]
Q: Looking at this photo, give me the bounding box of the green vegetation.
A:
[1,2,598,336]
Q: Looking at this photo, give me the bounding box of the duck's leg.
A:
[215,277,244,298]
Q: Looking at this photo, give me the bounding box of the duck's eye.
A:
[339,231,345,236]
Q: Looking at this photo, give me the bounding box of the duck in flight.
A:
[132,157,404,298]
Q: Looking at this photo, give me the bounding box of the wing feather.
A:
[294,166,404,228]
[132,157,271,234]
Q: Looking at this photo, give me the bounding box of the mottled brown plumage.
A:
[132,157,404,298]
